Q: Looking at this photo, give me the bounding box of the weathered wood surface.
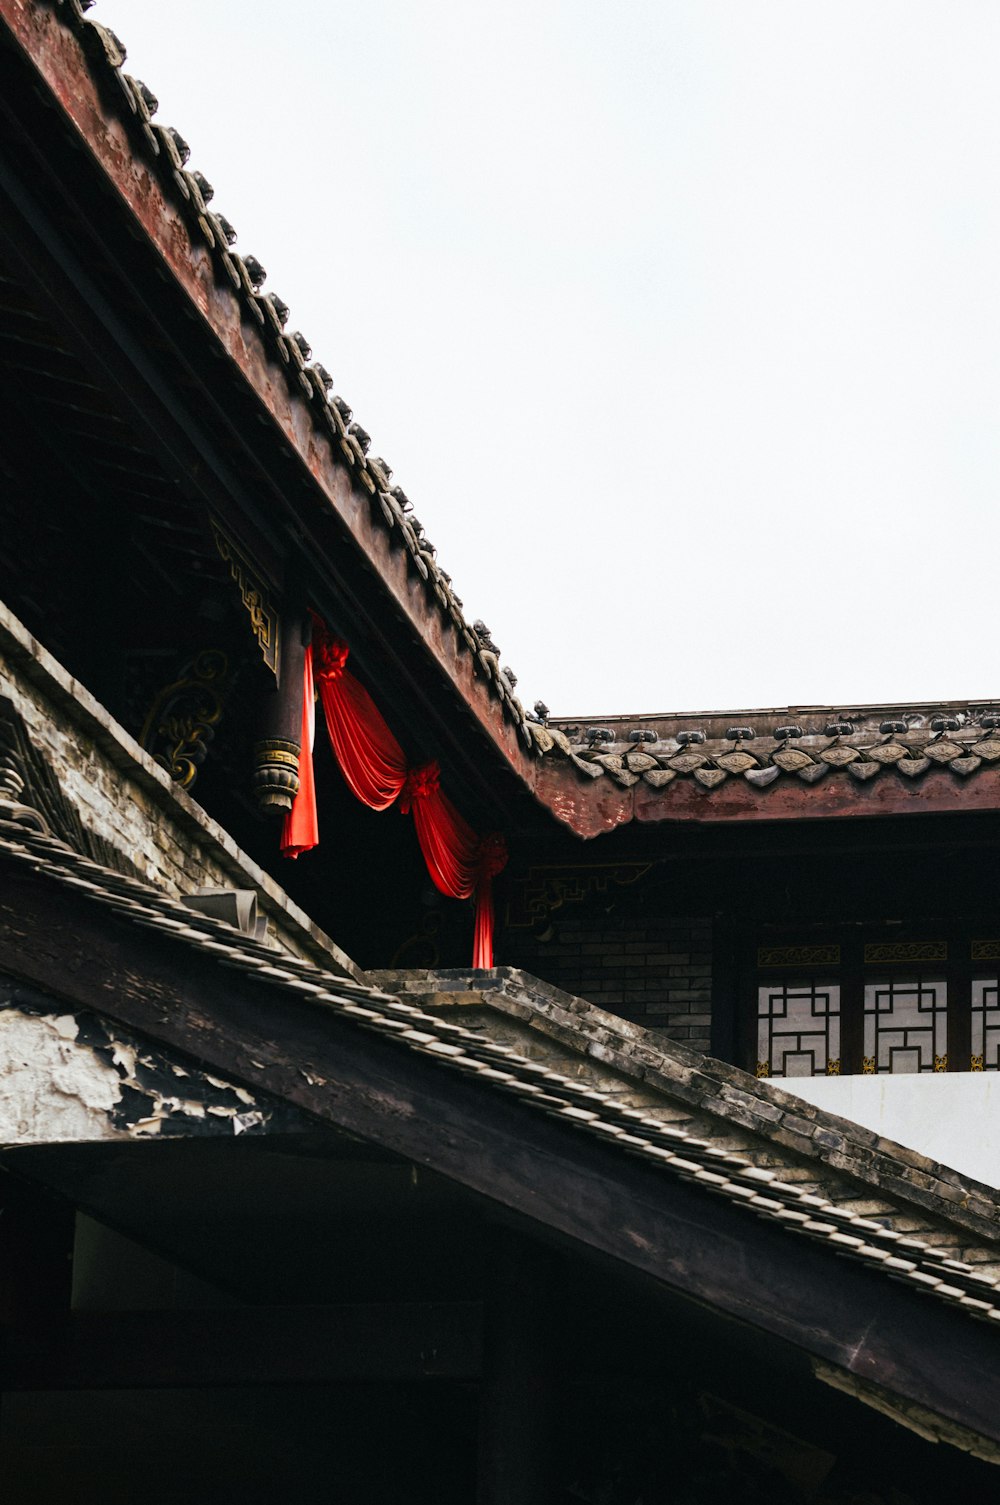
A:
[0,1302,482,1389]
[478,1235,554,1504]
[531,756,1000,834]
[2,864,999,1443]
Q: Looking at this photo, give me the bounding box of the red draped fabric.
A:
[280,644,318,858]
[282,620,508,965]
[312,631,408,810]
[401,762,479,897]
[471,833,509,969]
[400,762,508,968]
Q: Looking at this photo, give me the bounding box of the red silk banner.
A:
[280,644,318,859]
[313,630,408,811]
[282,621,507,966]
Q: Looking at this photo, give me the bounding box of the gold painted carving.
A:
[863,941,947,964]
[211,518,280,675]
[506,861,653,928]
[971,940,1000,962]
[140,650,228,790]
[755,1061,770,1078]
[971,1055,985,1072]
[862,1057,877,1075]
[826,1059,841,1076]
[933,1055,948,1073]
[756,944,840,969]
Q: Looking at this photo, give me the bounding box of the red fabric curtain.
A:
[280,644,318,858]
[282,620,508,965]
[471,833,509,969]
[401,764,508,967]
[401,763,479,897]
[313,632,408,811]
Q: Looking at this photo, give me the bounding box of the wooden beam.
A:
[1,864,999,1444]
[0,1302,482,1389]
[477,1233,554,1504]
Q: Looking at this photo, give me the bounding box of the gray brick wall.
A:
[502,914,713,1050]
[1,601,360,977]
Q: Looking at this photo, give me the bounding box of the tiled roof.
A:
[3,805,1000,1332]
[13,3,1000,821]
[20,0,532,742]
[535,702,1000,794]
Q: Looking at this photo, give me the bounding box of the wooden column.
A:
[252,604,307,816]
[477,1232,554,1504]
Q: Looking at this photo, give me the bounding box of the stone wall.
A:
[0,601,360,977]
[502,913,713,1049]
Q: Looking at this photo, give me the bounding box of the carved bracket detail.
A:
[140,650,229,790]
[211,518,280,676]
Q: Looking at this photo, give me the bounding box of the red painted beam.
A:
[531,756,1000,834]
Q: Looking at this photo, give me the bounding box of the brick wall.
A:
[502,914,713,1050]
[1,602,360,978]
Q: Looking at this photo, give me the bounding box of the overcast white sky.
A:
[102,1,1000,717]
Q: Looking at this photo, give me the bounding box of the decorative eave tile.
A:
[642,768,676,788]
[820,744,860,767]
[745,765,780,788]
[594,753,625,773]
[897,757,931,778]
[694,767,728,789]
[972,739,1000,762]
[569,754,604,779]
[771,748,813,772]
[716,749,758,774]
[624,750,659,773]
[951,755,982,777]
[847,761,880,781]
[866,742,908,764]
[923,739,963,764]
[607,768,641,788]
[668,752,708,773]
[797,762,829,784]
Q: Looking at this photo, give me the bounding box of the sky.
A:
[100,1,1000,717]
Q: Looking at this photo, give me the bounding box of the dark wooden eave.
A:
[0,0,538,831]
[1,854,999,1446]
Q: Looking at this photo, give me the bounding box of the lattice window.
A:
[862,978,947,1073]
[971,979,1000,1071]
[757,980,841,1078]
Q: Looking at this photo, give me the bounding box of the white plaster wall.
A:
[784,1073,1000,1189]
[0,1011,122,1145]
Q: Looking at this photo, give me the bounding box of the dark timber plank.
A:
[0,1302,482,1389]
[1,864,999,1443]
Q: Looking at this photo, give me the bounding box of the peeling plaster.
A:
[0,1009,122,1144]
[0,978,317,1145]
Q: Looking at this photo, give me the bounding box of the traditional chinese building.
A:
[1,2,999,1501]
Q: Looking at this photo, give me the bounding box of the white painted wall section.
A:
[784,1073,1000,1189]
[0,1010,122,1145]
